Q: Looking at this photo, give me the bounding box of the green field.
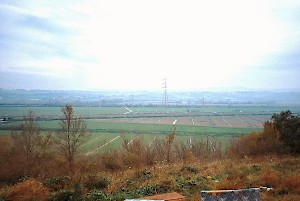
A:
[0,119,260,135]
[0,106,127,117]
[79,132,236,155]
[2,105,299,154]
[1,105,300,117]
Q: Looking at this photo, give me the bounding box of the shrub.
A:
[122,152,142,168]
[86,190,107,200]
[272,110,300,154]
[229,122,283,156]
[135,170,152,180]
[85,175,110,190]
[7,178,49,201]
[101,151,122,171]
[48,189,82,201]
[43,176,71,191]
[180,166,199,174]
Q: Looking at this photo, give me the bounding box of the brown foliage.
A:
[8,111,54,178]
[101,150,122,171]
[280,174,300,194]
[7,179,49,201]
[122,135,147,167]
[229,122,284,157]
[260,169,281,187]
[0,136,27,183]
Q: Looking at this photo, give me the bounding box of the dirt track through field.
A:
[128,135,138,145]
[85,135,120,155]
[221,117,232,127]
[123,107,133,114]
[148,136,157,147]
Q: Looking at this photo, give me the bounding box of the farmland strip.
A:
[237,117,254,128]
[222,117,232,127]
[207,116,215,126]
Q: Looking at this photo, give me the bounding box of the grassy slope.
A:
[1,155,298,201]
[100,155,300,201]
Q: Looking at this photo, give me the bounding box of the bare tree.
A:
[173,140,190,163]
[164,127,176,164]
[56,105,87,172]
[11,111,52,176]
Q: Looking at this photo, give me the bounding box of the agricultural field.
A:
[1,105,299,153]
[1,105,300,118]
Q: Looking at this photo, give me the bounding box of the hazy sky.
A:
[0,0,300,91]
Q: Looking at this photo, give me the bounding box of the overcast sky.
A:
[0,0,300,91]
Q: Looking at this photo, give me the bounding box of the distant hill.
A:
[1,88,300,106]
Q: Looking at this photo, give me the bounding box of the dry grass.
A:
[0,155,299,200]
[6,179,49,201]
[102,155,300,200]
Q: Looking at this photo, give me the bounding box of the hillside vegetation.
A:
[0,156,299,201]
[0,107,299,201]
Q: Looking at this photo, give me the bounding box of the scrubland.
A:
[0,109,299,201]
[0,153,299,201]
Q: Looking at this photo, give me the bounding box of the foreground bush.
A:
[229,122,284,156]
[272,110,300,154]
[5,179,49,201]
